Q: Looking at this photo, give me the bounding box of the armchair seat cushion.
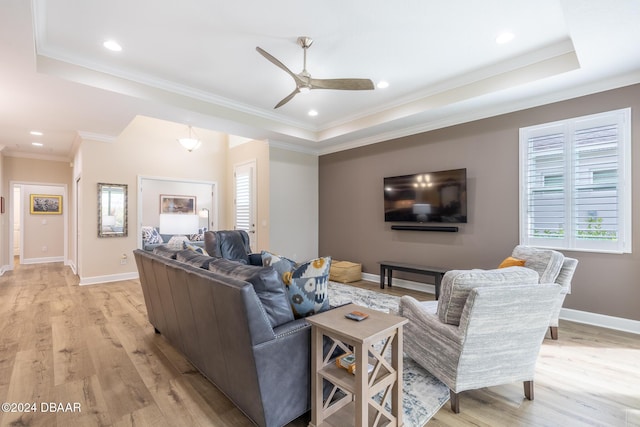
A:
[438,267,539,326]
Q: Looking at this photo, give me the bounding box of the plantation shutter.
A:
[520,108,631,253]
[234,167,251,232]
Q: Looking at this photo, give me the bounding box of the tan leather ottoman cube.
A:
[330,260,362,283]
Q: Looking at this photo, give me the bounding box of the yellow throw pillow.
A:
[498,256,526,269]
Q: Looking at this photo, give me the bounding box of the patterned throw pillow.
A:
[183,241,208,256]
[167,235,189,250]
[286,256,332,318]
[141,226,163,245]
[189,233,204,241]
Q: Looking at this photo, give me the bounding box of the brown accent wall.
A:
[319,83,640,321]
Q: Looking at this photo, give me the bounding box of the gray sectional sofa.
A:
[134,249,312,426]
[133,230,313,427]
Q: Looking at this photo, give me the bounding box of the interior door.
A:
[234,161,257,249]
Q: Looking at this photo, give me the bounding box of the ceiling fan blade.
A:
[274,88,300,109]
[310,78,375,90]
[256,47,304,85]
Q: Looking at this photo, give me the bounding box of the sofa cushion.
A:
[142,226,163,245]
[176,249,213,268]
[208,258,294,327]
[261,251,296,287]
[438,267,540,326]
[512,245,564,284]
[286,257,331,318]
[152,245,179,259]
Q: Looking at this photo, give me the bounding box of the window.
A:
[519,108,631,253]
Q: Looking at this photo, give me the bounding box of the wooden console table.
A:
[307,304,407,427]
[379,261,448,300]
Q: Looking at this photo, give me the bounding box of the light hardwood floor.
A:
[0,261,638,426]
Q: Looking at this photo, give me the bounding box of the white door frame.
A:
[137,175,218,248]
[8,180,69,269]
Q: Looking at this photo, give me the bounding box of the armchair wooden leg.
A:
[449,390,460,413]
[550,326,558,340]
[524,381,534,400]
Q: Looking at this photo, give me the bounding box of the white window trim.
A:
[519,108,632,254]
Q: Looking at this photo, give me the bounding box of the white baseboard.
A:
[361,272,437,295]
[66,259,77,275]
[22,256,65,265]
[80,272,139,286]
[0,264,12,275]
[361,272,640,335]
[560,308,640,335]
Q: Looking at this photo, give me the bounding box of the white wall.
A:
[269,146,319,261]
[78,116,228,284]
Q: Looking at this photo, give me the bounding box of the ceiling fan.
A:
[256,36,375,109]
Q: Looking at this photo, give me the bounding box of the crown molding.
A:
[77,131,117,143]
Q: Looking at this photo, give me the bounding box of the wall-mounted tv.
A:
[384,168,467,223]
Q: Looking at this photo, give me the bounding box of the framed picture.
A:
[30,194,62,214]
[1,196,4,214]
[160,195,196,214]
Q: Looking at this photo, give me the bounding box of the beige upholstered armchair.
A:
[510,245,578,340]
[399,268,561,413]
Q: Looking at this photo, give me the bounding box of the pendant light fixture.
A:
[178,125,201,152]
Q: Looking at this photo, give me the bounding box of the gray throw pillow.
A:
[208,259,294,327]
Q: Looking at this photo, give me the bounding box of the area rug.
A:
[328,281,450,426]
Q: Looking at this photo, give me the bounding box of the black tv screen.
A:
[384,168,467,223]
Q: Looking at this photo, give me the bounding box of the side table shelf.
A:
[306,304,408,427]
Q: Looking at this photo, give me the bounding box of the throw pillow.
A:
[261,251,296,287]
[189,233,204,241]
[498,256,526,269]
[437,267,540,326]
[184,241,208,256]
[286,257,332,318]
[142,226,163,245]
[167,235,189,250]
[208,258,294,327]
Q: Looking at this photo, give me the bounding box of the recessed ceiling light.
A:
[103,40,122,52]
[30,130,43,136]
[308,110,318,117]
[377,81,389,89]
[495,32,515,44]
[32,142,43,147]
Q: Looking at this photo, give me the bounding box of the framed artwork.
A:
[1,196,4,214]
[30,194,62,214]
[160,195,196,214]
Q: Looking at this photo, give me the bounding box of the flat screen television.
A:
[384,168,467,223]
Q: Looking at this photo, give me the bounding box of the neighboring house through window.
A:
[519,108,631,253]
